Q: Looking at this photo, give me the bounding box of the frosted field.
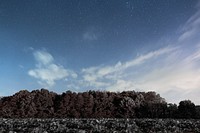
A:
[0,118,199,133]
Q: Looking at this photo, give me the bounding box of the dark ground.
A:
[0,118,200,133]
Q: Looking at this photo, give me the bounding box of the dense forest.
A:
[0,89,199,118]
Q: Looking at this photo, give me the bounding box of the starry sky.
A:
[1,0,200,104]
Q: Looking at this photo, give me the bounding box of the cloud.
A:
[18,65,24,69]
[82,26,99,41]
[33,50,54,66]
[178,28,197,42]
[122,47,176,69]
[178,6,200,42]
[184,49,200,63]
[83,31,98,41]
[137,62,200,104]
[106,80,136,92]
[82,46,176,80]
[79,46,176,91]
[28,50,77,87]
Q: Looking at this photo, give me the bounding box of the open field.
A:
[0,118,199,133]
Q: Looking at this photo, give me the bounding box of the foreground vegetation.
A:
[0,89,199,119]
[0,118,200,132]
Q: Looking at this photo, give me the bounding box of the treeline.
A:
[0,89,199,118]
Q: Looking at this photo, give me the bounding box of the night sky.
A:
[1,0,200,104]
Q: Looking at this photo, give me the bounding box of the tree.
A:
[178,100,196,119]
[166,103,178,118]
[195,106,200,119]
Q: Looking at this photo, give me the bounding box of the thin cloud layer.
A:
[83,32,98,41]
[80,47,176,89]
[28,50,77,87]
[83,26,99,41]
[178,5,200,42]
[33,50,53,66]
[82,47,175,78]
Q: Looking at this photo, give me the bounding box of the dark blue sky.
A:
[1,0,200,104]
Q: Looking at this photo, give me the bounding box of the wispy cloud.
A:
[28,50,77,87]
[83,32,98,41]
[82,47,175,78]
[178,5,200,42]
[82,26,99,41]
[132,58,200,103]
[33,50,54,66]
[79,47,176,91]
